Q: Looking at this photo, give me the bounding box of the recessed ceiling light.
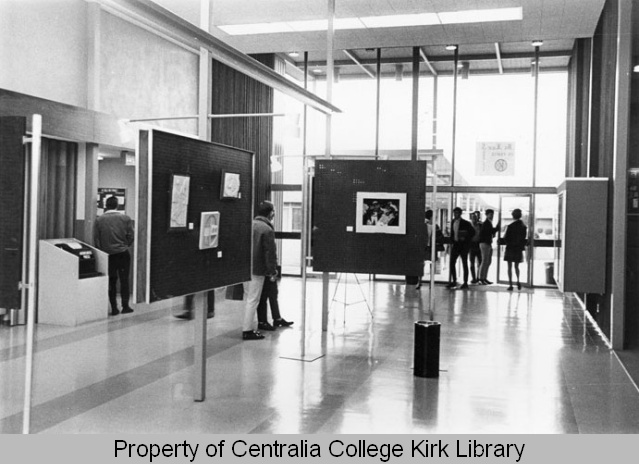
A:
[288,51,299,58]
[532,40,544,47]
[312,68,323,74]
[445,44,458,51]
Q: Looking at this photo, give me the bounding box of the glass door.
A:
[497,195,532,287]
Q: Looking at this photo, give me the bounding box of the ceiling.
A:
[150,0,607,76]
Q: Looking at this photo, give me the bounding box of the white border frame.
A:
[355,191,407,235]
[198,211,220,249]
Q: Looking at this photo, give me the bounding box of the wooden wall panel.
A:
[211,54,274,212]
[0,117,26,310]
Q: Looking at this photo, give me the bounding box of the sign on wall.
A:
[97,188,125,216]
[476,142,515,176]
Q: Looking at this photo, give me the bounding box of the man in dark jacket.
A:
[242,201,279,340]
[477,209,500,285]
[447,207,475,289]
[93,196,134,315]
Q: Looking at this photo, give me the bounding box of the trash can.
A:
[414,320,441,378]
[545,262,555,285]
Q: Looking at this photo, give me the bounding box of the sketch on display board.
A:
[356,192,407,235]
[220,171,241,199]
[169,173,190,230]
[199,212,220,249]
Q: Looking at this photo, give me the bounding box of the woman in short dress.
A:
[503,208,527,291]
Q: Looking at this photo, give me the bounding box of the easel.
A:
[330,273,374,324]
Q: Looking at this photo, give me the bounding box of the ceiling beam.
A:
[494,43,504,74]
[419,47,438,76]
[304,50,571,68]
[343,50,376,78]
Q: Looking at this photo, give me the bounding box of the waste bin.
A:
[414,321,441,378]
[545,262,555,285]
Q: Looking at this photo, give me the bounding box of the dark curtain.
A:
[38,138,77,239]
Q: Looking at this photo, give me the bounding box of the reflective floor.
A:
[2,277,639,434]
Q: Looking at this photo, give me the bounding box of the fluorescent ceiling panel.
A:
[220,22,292,35]
[218,7,523,35]
[359,13,440,28]
[438,7,522,24]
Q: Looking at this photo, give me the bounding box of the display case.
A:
[38,238,109,326]
[555,178,608,293]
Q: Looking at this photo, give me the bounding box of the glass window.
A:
[532,194,559,287]
[454,74,535,187]
[536,71,568,187]
[379,47,414,152]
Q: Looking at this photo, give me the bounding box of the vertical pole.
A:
[22,114,42,434]
[430,156,438,321]
[322,0,335,330]
[432,76,438,149]
[193,0,211,402]
[322,271,330,331]
[300,52,309,350]
[530,45,540,285]
[375,48,381,160]
[194,291,207,401]
[451,47,459,187]
[411,47,420,161]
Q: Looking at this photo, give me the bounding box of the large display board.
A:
[312,160,426,275]
[137,130,253,303]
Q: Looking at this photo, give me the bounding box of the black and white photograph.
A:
[356,192,407,235]
[2,0,639,448]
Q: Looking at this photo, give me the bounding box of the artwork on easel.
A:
[356,192,407,235]
[169,173,190,231]
[199,212,220,249]
[220,171,241,199]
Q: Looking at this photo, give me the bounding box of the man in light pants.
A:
[242,201,278,340]
[478,209,500,285]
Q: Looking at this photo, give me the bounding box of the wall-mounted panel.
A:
[313,160,426,275]
[100,12,199,135]
[140,130,253,303]
[0,0,88,107]
[555,178,608,294]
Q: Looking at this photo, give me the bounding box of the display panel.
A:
[313,160,426,275]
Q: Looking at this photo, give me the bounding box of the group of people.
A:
[93,196,292,340]
[363,200,399,227]
[422,207,528,291]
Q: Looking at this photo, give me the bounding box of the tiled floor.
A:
[1,277,639,434]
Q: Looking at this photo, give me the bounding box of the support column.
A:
[611,0,632,349]
[193,291,207,401]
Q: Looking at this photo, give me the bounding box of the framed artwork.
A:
[199,212,220,249]
[169,173,190,231]
[355,192,407,235]
[220,171,241,199]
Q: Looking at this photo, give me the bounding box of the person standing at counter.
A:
[93,196,134,316]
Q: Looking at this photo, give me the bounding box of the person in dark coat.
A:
[447,207,476,289]
[503,208,528,291]
[93,196,134,316]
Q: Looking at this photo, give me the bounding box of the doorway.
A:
[497,194,532,287]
